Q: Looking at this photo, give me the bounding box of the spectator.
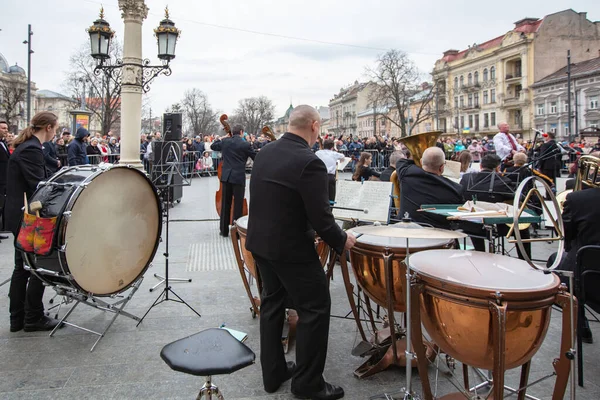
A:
[86,137,102,165]
[67,127,90,166]
[42,138,60,174]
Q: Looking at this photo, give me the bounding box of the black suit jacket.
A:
[460,170,515,203]
[0,139,9,191]
[562,188,600,270]
[396,159,464,228]
[246,133,346,263]
[538,139,561,172]
[379,166,395,182]
[211,135,255,185]
[43,141,60,173]
[5,136,47,234]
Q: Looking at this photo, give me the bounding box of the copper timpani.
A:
[409,249,574,400]
[340,226,454,378]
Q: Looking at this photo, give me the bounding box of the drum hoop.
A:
[64,166,162,296]
[351,240,454,258]
[414,271,561,302]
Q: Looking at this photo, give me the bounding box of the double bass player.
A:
[211,122,255,237]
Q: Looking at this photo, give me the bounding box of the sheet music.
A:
[333,180,392,223]
[337,157,352,171]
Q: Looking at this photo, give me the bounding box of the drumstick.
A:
[417,207,436,211]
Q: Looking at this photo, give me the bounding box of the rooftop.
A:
[533,56,600,86]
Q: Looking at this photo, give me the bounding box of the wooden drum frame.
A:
[408,250,575,400]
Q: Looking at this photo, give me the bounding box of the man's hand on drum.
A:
[344,232,357,250]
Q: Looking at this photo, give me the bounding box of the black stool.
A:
[161,328,255,399]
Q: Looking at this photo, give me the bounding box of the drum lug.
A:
[63,211,72,219]
[493,291,504,305]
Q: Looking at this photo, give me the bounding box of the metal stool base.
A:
[197,376,225,400]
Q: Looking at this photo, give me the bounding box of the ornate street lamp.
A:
[87,6,180,93]
[87,7,114,61]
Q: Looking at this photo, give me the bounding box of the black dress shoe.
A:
[582,327,593,344]
[10,322,24,332]
[24,316,61,332]
[264,361,296,393]
[292,382,344,400]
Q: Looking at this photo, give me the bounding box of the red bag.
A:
[15,212,36,253]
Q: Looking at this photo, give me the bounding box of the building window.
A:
[454,116,459,129]
[459,96,464,108]
[454,96,458,108]
[590,95,599,109]
[460,116,465,129]
[490,89,496,103]
[550,123,557,133]
[490,66,496,80]
[564,123,569,135]
[454,77,458,89]
[468,94,473,107]
[563,101,569,112]
[537,104,545,115]
[460,76,464,88]
[589,120,598,128]
[483,68,488,82]
[468,115,473,128]
[484,113,489,128]
[474,93,480,107]
[468,73,472,86]
[550,101,557,114]
[483,91,489,104]
[475,114,480,131]
[474,71,479,84]
[491,112,496,127]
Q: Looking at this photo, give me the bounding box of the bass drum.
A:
[25,165,162,296]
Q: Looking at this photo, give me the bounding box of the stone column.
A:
[118,0,148,169]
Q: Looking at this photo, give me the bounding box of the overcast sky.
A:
[1,0,598,119]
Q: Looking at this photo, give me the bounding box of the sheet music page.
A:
[333,180,392,223]
[337,157,352,171]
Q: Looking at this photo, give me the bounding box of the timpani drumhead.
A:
[236,216,249,234]
[64,167,161,294]
[357,234,452,250]
[409,249,558,294]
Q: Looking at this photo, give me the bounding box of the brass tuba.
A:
[557,154,600,212]
[389,131,444,211]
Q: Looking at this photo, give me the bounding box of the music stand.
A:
[138,142,201,325]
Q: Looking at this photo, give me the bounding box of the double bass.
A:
[214,114,249,223]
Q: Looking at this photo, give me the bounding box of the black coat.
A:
[67,139,87,166]
[210,135,255,185]
[538,139,561,173]
[42,141,60,173]
[459,170,515,203]
[396,159,464,228]
[0,138,10,191]
[5,136,47,234]
[563,188,600,271]
[379,166,395,182]
[246,133,346,263]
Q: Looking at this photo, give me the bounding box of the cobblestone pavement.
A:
[0,173,598,399]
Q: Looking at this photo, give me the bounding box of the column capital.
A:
[118,0,148,22]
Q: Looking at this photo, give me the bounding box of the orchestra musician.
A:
[315,138,345,202]
[6,112,61,332]
[246,105,356,400]
[395,146,463,229]
[460,154,532,259]
[537,131,562,187]
[493,122,524,169]
[379,151,404,182]
[210,124,255,237]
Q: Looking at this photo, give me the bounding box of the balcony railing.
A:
[505,73,522,81]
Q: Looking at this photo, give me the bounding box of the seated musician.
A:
[352,152,380,181]
[548,176,600,344]
[395,146,463,229]
[460,154,531,259]
[380,151,404,182]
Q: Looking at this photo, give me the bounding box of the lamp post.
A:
[22,24,33,124]
[87,3,180,169]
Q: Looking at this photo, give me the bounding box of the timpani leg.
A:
[552,292,576,400]
[340,252,367,342]
[518,361,531,400]
[489,301,508,400]
[410,282,433,400]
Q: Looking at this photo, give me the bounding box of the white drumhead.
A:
[409,249,557,291]
[65,167,160,294]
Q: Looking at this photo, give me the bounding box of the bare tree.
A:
[181,89,220,137]
[63,41,122,135]
[367,49,435,137]
[0,79,26,130]
[233,96,275,135]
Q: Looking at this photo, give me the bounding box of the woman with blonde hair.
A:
[6,111,61,332]
[352,152,380,181]
[458,150,478,176]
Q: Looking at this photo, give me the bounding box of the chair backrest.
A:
[576,245,600,313]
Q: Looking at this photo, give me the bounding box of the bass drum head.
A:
[64,167,161,295]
